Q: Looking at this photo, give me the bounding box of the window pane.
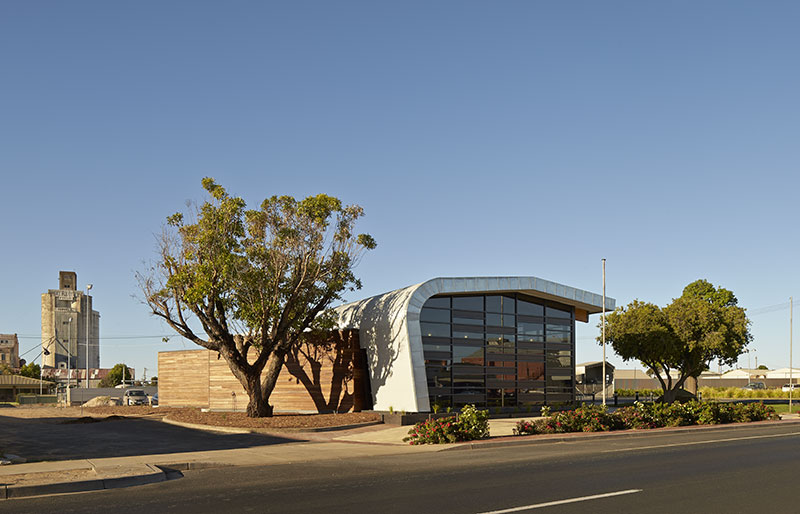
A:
[518,299,544,316]
[502,296,515,314]
[546,328,570,344]
[452,296,483,311]
[421,308,450,323]
[453,346,484,366]
[486,313,514,328]
[485,296,502,313]
[424,297,450,309]
[546,306,571,319]
[518,362,545,381]
[547,349,572,368]
[452,309,483,325]
[421,322,450,338]
[423,343,450,353]
[518,320,544,336]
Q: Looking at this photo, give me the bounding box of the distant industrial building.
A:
[0,333,20,368]
[41,271,100,371]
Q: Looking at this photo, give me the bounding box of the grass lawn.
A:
[767,404,800,415]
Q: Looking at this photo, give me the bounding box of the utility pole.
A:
[85,283,92,389]
[67,317,73,406]
[602,258,607,407]
[790,297,793,413]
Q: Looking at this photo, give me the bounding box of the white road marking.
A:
[475,489,642,513]
[602,430,800,453]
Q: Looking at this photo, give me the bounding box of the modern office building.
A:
[335,276,614,413]
[159,275,613,414]
[41,271,100,371]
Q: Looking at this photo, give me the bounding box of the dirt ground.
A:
[0,404,381,429]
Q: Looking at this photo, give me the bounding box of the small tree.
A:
[100,364,133,388]
[138,179,375,417]
[604,280,751,403]
[19,362,41,379]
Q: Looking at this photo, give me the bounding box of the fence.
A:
[17,394,58,405]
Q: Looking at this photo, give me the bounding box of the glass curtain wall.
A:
[421,293,574,411]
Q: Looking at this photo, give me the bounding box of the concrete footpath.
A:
[3,414,799,500]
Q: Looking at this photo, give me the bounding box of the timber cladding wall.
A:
[158,330,370,413]
[158,350,210,408]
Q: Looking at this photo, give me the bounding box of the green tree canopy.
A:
[604,279,751,402]
[19,362,41,379]
[138,179,375,417]
[99,363,133,388]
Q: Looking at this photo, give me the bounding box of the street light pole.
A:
[602,258,607,407]
[85,283,92,389]
[67,317,73,406]
[790,297,793,413]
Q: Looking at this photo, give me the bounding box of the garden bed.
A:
[512,401,779,436]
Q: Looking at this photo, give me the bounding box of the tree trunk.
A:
[662,388,678,403]
[242,370,272,417]
[257,352,285,415]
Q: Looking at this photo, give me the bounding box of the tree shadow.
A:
[285,330,364,413]
[335,289,407,404]
[0,414,305,463]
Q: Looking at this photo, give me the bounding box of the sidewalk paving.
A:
[3,413,799,500]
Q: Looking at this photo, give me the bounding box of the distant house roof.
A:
[765,368,800,379]
[576,361,616,369]
[41,368,133,380]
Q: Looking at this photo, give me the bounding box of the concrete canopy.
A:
[335,276,615,413]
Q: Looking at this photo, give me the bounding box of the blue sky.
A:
[1,1,798,378]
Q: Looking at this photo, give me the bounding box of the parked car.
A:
[123,389,148,406]
[150,393,158,406]
[742,382,766,390]
[782,384,800,392]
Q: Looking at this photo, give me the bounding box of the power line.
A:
[15,334,174,340]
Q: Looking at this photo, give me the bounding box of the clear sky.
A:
[2,1,799,379]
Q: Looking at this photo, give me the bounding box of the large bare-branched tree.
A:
[138,178,376,417]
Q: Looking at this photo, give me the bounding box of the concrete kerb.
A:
[1,463,167,500]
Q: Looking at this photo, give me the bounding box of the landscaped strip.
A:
[512,401,778,436]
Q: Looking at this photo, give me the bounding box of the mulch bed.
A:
[1,405,382,429]
[164,409,382,429]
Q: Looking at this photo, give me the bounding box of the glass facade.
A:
[421,293,574,411]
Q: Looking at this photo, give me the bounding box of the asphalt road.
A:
[5,422,800,513]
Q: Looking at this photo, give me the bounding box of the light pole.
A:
[601,258,607,406]
[40,344,51,395]
[85,283,92,389]
[67,317,73,406]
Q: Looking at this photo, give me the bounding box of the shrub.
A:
[404,404,490,445]
[511,401,778,436]
[700,387,796,400]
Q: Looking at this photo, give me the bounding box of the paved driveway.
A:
[0,413,301,462]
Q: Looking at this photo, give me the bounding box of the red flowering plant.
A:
[404,404,490,445]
